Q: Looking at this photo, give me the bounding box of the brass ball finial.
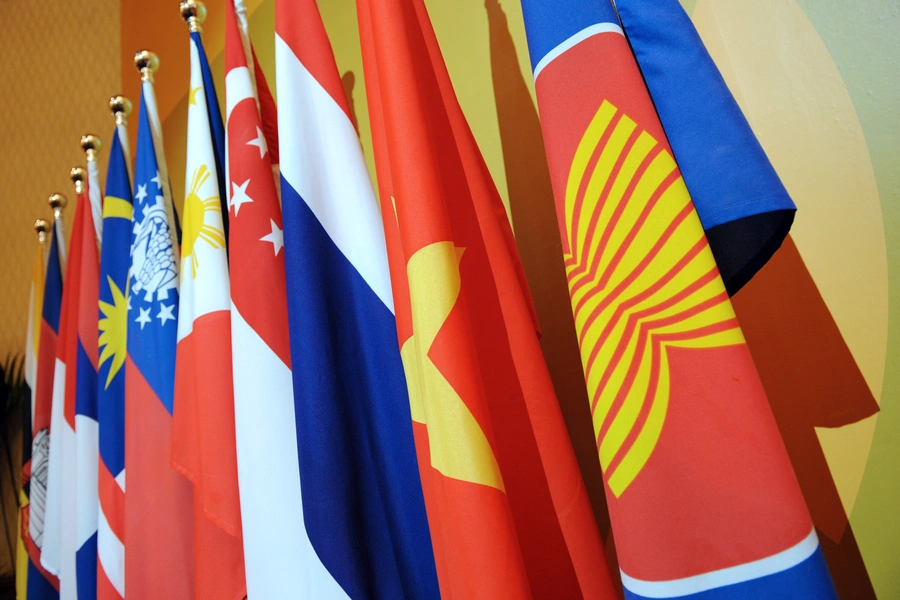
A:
[70,167,87,195]
[34,218,50,243]
[109,95,133,126]
[134,50,160,83]
[80,134,102,163]
[48,193,67,221]
[180,0,207,33]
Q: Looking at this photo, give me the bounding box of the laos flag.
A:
[519,1,838,598]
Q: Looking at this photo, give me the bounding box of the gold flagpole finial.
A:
[69,167,87,195]
[34,218,50,244]
[134,50,160,83]
[180,0,207,33]
[48,193,67,221]
[80,134,102,163]
[109,95,133,126]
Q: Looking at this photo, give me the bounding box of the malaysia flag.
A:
[96,115,133,600]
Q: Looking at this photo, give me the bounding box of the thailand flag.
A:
[125,82,194,600]
[275,0,439,597]
[27,217,64,599]
[74,152,103,600]
[96,120,132,599]
[42,183,99,600]
[171,28,246,600]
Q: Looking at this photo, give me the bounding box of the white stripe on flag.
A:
[74,414,99,549]
[40,358,66,576]
[232,305,348,599]
[98,506,125,597]
[275,34,395,314]
[620,528,820,598]
[533,23,625,80]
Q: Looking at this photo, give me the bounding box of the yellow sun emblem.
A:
[98,275,128,389]
[182,164,225,278]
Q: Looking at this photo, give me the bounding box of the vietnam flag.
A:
[519,1,837,598]
[357,0,616,597]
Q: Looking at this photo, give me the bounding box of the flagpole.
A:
[80,134,103,244]
[109,95,133,180]
[134,49,181,265]
[48,193,67,268]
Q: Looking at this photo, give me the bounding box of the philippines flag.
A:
[125,80,194,600]
[274,0,440,596]
[519,1,837,598]
[171,27,246,600]
[96,118,132,600]
[25,216,62,599]
[42,181,100,600]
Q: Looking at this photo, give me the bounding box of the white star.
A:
[127,294,133,311]
[260,219,284,256]
[135,184,148,203]
[246,126,268,159]
[157,303,176,326]
[230,179,254,216]
[135,307,151,329]
[151,170,161,188]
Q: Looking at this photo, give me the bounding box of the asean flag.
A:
[358,0,616,597]
[171,30,246,600]
[519,1,837,598]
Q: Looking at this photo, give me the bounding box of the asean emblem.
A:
[131,193,177,301]
[565,100,743,497]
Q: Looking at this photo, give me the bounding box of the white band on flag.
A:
[533,23,625,81]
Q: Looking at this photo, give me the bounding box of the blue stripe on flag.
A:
[520,0,619,72]
[27,559,59,600]
[75,339,98,420]
[191,31,228,233]
[624,547,837,600]
[75,531,98,600]
[42,229,63,333]
[281,176,440,600]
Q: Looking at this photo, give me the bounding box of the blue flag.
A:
[615,0,795,294]
[191,30,229,244]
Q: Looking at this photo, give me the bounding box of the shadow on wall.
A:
[732,235,878,599]
[483,0,621,588]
